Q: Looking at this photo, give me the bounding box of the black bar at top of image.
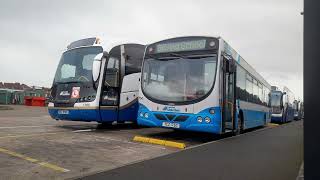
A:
[304,0,320,179]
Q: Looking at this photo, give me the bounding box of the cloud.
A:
[0,0,303,99]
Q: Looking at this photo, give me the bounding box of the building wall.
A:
[0,90,10,104]
[0,89,48,105]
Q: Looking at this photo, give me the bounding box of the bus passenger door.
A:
[222,56,236,132]
[99,46,121,123]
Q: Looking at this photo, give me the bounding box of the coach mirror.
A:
[223,55,236,73]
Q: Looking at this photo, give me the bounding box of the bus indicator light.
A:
[205,117,211,123]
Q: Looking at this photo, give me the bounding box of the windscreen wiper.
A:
[169,53,189,59]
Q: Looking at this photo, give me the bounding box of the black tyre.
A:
[234,114,243,136]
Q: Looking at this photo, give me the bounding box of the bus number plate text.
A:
[162,122,180,128]
[58,110,69,115]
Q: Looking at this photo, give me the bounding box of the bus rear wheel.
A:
[234,115,243,136]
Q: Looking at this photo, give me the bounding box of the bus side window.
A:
[105,57,119,87]
[236,65,246,101]
[246,74,253,102]
[124,45,145,75]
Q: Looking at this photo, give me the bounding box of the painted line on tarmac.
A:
[0,125,56,129]
[0,129,95,139]
[0,132,59,139]
[0,147,70,173]
[72,129,95,133]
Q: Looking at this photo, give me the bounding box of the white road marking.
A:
[0,125,55,129]
[72,129,95,133]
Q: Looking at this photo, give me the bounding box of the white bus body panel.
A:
[120,73,140,108]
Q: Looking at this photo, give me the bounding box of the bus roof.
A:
[221,38,271,89]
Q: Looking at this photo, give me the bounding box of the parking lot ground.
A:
[0,105,223,180]
[80,121,303,180]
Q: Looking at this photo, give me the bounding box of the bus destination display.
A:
[156,39,206,53]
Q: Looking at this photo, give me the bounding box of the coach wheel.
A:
[234,115,243,136]
[98,122,113,129]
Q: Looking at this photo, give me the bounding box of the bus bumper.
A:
[48,108,102,122]
[137,105,222,134]
[271,113,283,123]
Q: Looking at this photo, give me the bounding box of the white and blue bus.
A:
[293,100,302,120]
[270,86,295,123]
[48,38,145,125]
[138,36,271,134]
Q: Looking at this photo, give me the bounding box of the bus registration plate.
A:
[162,122,180,128]
[58,110,69,115]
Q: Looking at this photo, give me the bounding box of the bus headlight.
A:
[205,117,211,123]
[197,116,203,123]
[209,109,215,114]
[144,113,149,118]
[140,112,144,117]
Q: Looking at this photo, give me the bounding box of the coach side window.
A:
[236,65,246,101]
[246,74,253,102]
[258,83,263,105]
[124,45,145,75]
[265,86,270,106]
[253,79,259,104]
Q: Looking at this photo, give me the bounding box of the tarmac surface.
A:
[79,120,303,180]
[0,105,224,180]
[0,105,303,180]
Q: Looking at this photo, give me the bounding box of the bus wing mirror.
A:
[223,55,236,73]
[92,53,103,82]
[228,60,236,73]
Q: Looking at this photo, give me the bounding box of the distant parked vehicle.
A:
[293,100,303,120]
[270,86,295,123]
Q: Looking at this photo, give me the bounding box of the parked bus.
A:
[48,37,145,124]
[300,102,304,119]
[270,86,295,123]
[137,36,271,134]
[293,100,302,120]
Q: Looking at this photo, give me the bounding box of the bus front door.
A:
[99,46,121,123]
[222,57,236,133]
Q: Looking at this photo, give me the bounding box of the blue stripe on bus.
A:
[242,109,267,129]
[137,103,269,134]
[271,116,283,123]
[48,102,139,123]
[271,107,295,123]
[48,109,100,122]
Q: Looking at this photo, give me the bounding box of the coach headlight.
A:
[144,112,149,118]
[205,117,211,123]
[140,112,144,117]
[197,116,203,123]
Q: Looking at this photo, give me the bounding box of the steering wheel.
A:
[78,76,89,82]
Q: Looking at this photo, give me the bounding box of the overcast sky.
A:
[0,0,303,99]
